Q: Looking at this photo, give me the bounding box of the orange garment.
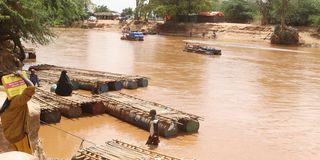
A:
[1,86,35,144]
[14,135,32,154]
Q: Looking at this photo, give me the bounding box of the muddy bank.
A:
[76,20,319,47]
[158,22,320,47]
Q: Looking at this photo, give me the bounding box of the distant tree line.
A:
[219,0,320,27]
[132,0,212,20]
[94,5,110,13]
[132,0,320,28]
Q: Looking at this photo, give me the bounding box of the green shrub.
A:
[220,0,257,23]
[309,15,320,27]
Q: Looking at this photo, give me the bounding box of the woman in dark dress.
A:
[55,70,73,96]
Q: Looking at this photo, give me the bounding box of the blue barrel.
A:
[98,83,109,93]
[71,81,80,90]
[123,80,138,89]
[108,81,123,91]
[137,78,148,87]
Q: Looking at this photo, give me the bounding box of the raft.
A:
[96,92,202,137]
[34,88,82,118]
[184,43,222,55]
[73,140,181,160]
[104,99,178,137]
[121,32,144,41]
[32,98,61,124]
[30,64,148,92]
[34,88,105,118]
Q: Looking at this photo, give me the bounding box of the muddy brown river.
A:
[30,29,320,160]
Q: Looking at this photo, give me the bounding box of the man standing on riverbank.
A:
[0,71,35,154]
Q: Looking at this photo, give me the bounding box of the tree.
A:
[270,0,300,44]
[46,0,89,26]
[0,0,90,62]
[256,0,272,25]
[134,0,147,20]
[286,0,320,26]
[280,0,289,29]
[121,7,133,17]
[212,0,220,11]
[0,0,54,61]
[146,0,212,18]
[94,5,110,13]
[221,0,256,23]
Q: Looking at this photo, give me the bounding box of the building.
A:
[94,11,120,20]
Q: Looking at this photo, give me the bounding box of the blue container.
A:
[108,81,123,91]
[98,83,109,93]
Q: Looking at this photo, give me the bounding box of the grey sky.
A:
[91,0,136,12]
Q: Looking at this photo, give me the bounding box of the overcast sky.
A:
[91,0,136,12]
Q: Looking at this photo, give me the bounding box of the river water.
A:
[33,29,320,160]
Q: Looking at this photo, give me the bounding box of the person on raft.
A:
[146,109,160,146]
[29,69,40,87]
[55,70,73,96]
[0,71,35,154]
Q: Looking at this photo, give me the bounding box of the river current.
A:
[32,29,320,160]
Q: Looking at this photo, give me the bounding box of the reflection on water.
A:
[33,29,320,160]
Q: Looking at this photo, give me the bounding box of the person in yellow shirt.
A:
[1,71,35,154]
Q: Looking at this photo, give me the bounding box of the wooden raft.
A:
[34,88,105,120]
[30,64,149,92]
[96,92,202,137]
[73,140,180,160]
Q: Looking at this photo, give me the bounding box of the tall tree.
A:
[148,0,212,18]
[221,0,255,23]
[212,0,220,11]
[256,0,272,25]
[94,5,110,13]
[0,0,53,60]
[121,7,133,17]
[280,0,289,29]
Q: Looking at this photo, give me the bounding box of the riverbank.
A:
[78,20,320,48]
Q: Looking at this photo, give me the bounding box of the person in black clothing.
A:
[29,69,40,87]
[146,109,160,146]
[55,70,73,96]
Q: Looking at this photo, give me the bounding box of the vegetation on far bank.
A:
[131,0,319,44]
[132,0,319,28]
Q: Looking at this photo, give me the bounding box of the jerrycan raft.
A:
[1,71,27,100]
